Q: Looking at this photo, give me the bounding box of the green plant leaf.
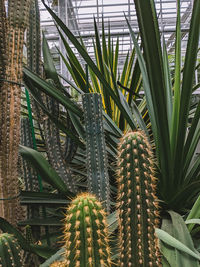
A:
[23,67,82,117]
[132,0,172,194]
[41,0,136,129]
[19,145,74,197]
[175,0,200,179]
[159,211,200,266]
[156,228,200,261]
[39,248,65,267]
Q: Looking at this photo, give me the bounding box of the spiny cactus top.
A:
[117,131,161,266]
[64,192,112,267]
[0,233,23,267]
[50,261,66,267]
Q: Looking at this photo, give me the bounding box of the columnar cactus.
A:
[117,131,161,266]
[0,0,31,224]
[82,93,110,211]
[0,0,7,85]
[64,193,111,266]
[0,233,23,267]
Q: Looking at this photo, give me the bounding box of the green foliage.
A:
[13,0,200,265]
[117,130,161,266]
[158,211,200,266]
[83,93,110,211]
[0,233,23,267]
[127,0,200,211]
[63,193,111,266]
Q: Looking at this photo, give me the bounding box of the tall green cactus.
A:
[82,93,110,211]
[64,193,112,266]
[117,131,161,266]
[0,233,23,267]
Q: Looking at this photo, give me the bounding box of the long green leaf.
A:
[94,18,112,117]
[133,0,172,193]
[162,37,173,130]
[183,102,200,178]
[170,0,181,159]
[187,194,200,232]
[23,68,82,117]
[175,0,200,177]
[156,228,200,261]
[42,33,60,86]
[19,145,73,197]
[41,0,135,129]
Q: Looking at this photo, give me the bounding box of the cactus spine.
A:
[82,93,110,211]
[64,193,111,266]
[117,131,160,266]
[0,233,23,267]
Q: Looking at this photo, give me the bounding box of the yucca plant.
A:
[126,0,200,212]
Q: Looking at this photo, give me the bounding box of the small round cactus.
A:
[63,192,112,267]
[0,233,23,267]
[117,131,161,266]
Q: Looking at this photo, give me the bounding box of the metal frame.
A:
[39,0,199,93]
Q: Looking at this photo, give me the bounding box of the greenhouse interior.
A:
[0,0,200,266]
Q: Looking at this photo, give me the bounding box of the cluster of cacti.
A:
[82,93,110,211]
[59,130,161,266]
[63,192,112,266]
[117,131,161,266]
[0,0,31,225]
[0,233,23,267]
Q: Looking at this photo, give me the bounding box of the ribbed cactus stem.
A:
[64,193,111,266]
[117,131,161,266]
[82,93,110,211]
[0,0,7,83]
[0,233,23,267]
[0,0,31,224]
